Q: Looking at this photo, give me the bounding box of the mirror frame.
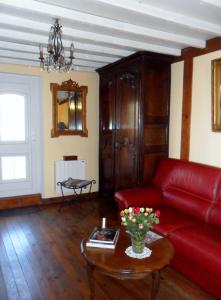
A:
[50,79,88,137]
[212,58,221,131]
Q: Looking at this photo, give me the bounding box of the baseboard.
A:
[0,194,41,210]
[41,191,98,205]
[0,192,99,210]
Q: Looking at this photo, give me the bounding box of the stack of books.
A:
[86,227,120,249]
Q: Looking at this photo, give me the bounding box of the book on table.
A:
[86,227,120,249]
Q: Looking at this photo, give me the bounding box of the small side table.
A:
[57,178,96,210]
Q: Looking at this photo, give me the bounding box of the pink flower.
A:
[155,210,160,217]
[120,210,124,217]
[138,223,144,229]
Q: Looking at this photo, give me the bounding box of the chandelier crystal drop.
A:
[39,19,74,72]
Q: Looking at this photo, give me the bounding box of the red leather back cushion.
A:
[163,187,210,221]
[209,188,221,226]
[115,186,163,210]
[153,158,221,203]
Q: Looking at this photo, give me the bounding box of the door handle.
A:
[123,136,129,146]
[115,141,121,149]
[115,137,130,149]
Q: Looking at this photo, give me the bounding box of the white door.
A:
[0,73,42,197]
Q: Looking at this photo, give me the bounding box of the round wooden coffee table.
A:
[81,231,175,300]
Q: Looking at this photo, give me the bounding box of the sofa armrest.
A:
[115,185,163,211]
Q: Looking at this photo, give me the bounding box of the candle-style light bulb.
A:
[47,29,54,53]
[70,43,74,59]
[101,217,106,229]
[39,44,44,59]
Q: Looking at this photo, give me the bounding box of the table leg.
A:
[86,263,95,300]
[150,270,160,300]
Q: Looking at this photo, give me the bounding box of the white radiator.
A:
[55,160,86,193]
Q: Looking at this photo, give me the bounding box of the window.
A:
[0,93,25,142]
[2,156,26,180]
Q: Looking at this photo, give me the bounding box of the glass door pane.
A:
[1,156,27,180]
[0,94,25,142]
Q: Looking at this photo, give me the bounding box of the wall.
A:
[170,50,221,167]
[0,63,99,198]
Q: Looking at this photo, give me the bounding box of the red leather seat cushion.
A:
[115,185,163,210]
[169,224,221,280]
[153,206,199,236]
[171,254,221,299]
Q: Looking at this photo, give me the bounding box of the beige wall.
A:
[170,51,221,167]
[0,64,99,198]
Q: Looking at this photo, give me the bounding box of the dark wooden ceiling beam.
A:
[180,58,193,160]
[179,36,221,160]
[177,37,221,61]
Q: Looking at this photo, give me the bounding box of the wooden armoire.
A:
[97,51,174,196]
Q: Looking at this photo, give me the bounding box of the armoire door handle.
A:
[115,141,121,149]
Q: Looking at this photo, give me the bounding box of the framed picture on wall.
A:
[212,58,221,131]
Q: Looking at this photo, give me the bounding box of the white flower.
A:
[128,207,133,213]
[121,217,126,222]
[140,207,144,212]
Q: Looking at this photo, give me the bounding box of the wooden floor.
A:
[0,196,216,300]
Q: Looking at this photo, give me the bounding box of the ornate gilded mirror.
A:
[51,79,88,137]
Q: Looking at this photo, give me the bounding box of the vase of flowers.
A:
[120,207,160,254]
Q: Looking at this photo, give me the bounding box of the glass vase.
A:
[131,234,146,254]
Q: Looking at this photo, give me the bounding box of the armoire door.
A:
[114,70,139,191]
[98,52,173,197]
[99,76,115,194]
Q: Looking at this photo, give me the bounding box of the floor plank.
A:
[5,218,43,300]
[0,223,19,300]
[18,214,70,300]
[0,197,216,300]
[0,220,32,300]
[0,261,9,300]
[8,217,55,300]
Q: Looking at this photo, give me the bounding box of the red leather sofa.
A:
[115,158,221,299]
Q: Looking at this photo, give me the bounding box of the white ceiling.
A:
[0,0,221,72]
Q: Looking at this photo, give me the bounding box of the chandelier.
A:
[39,19,74,72]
